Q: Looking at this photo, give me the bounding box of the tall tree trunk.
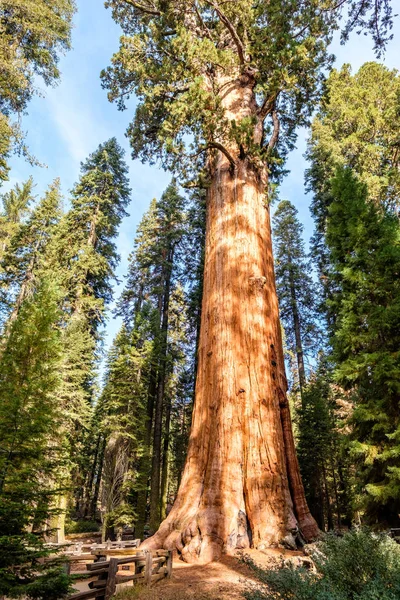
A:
[83,435,101,518]
[149,249,173,533]
[322,461,333,530]
[142,78,318,563]
[91,437,106,519]
[135,368,157,539]
[289,272,306,394]
[160,392,172,521]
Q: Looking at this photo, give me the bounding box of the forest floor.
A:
[114,547,304,600]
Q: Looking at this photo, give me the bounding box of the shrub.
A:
[242,529,400,600]
[65,519,100,534]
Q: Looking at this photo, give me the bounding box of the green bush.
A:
[65,519,100,534]
[242,529,400,600]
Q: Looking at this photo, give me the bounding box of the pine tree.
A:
[0,276,72,599]
[297,359,353,531]
[326,167,400,525]
[53,138,131,517]
[0,179,62,332]
[273,200,320,394]
[0,178,34,261]
[61,137,130,330]
[99,325,147,540]
[306,62,400,320]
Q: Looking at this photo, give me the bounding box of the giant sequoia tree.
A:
[100,0,366,562]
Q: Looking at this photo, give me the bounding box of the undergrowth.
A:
[242,528,400,600]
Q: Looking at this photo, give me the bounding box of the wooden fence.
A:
[67,550,173,600]
[60,539,141,558]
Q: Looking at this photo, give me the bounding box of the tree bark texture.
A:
[142,77,318,562]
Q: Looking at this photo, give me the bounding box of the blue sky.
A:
[3,1,400,356]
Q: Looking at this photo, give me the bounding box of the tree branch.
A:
[258,92,278,120]
[209,141,237,167]
[192,142,237,169]
[267,109,280,151]
[193,2,214,40]
[204,0,247,64]
[122,0,160,16]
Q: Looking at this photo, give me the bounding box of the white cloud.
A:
[46,82,108,166]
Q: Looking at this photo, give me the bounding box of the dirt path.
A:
[115,548,303,600]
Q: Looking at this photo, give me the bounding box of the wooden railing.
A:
[61,539,141,558]
[67,550,173,600]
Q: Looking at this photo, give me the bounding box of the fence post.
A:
[166,551,173,579]
[144,550,153,586]
[105,558,118,600]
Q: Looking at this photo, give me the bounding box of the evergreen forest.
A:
[0,1,400,599]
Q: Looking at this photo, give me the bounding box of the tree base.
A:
[141,508,318,563]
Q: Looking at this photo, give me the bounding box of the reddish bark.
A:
[141,77,318,563]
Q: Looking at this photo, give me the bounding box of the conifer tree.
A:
[273,200,319,394]
[0,178,34,260]
[306,62,400,319]
[99,325,146,540]
[326,167,400,525]
[52,139,131,515]
[0,179,62,332]
[103,0,352,559]
[61,137,130,329]
[0,276,72,599]
[297,359,353,531]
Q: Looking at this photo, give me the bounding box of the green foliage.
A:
[0,0,75,180]
[65,519,100,534]
[60,137,130,328]
[102,0,340,180]
[306,62,400,316]
[273,199,320,389]
[326,167,400,523]
[0,177,34,262]
[0,179,62,327]
[98,324,148,534]
[297,360,352,531]
[0,277,72,599]
[243,529,400,600]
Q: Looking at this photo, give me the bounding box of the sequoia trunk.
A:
[141,78,318,562]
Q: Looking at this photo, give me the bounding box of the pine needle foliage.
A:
[306,62,400,316]
[273,200,320,392]
[61,138,131,330]
[0,277,72,599]
[327,167,400,524]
